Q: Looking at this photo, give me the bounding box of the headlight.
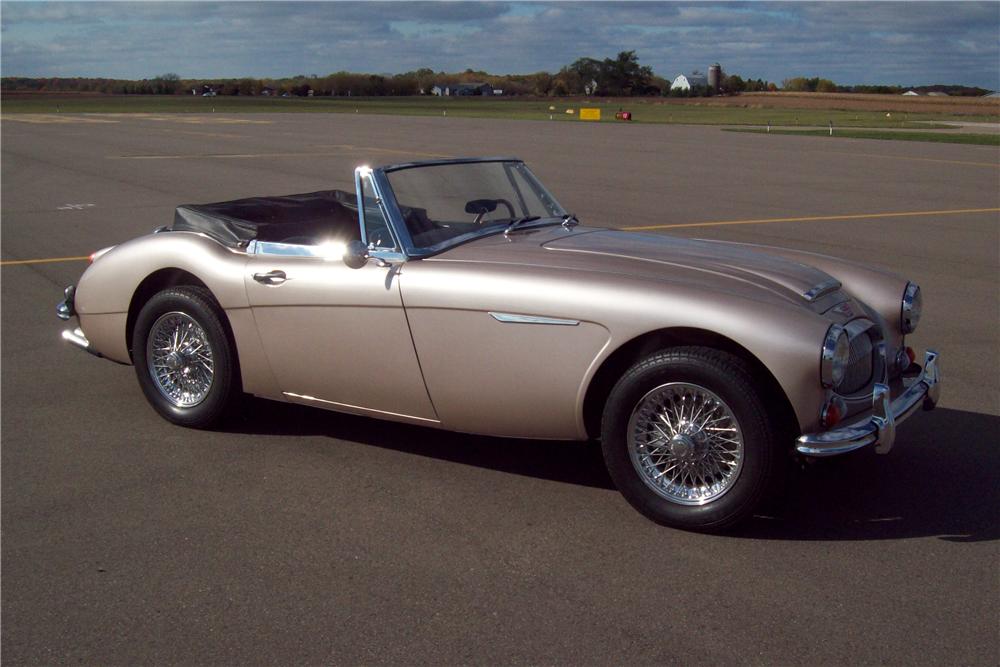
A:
[901,282,921,334]
[821,324,850,389]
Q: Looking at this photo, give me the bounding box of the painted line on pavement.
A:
[1,256,90,267]
[623,207,1000,231]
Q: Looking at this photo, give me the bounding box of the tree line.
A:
[4,52,983,98]
[1,52,772,98]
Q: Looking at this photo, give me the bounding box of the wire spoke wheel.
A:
[146,311,215,408]
[627,382,744,506]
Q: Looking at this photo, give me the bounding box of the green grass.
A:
[2,94,996,129]
[724,128,1000,146]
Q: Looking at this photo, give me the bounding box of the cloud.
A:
[1,1,997,88]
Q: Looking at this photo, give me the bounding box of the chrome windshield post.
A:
[354,166,372,248]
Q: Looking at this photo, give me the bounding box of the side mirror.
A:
[343,240,370,269]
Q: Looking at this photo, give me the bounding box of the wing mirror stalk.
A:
[343,240,390,269]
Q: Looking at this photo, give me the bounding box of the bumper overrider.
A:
[797,349,941,457]
[56,284,105,359]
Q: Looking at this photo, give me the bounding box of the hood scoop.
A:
[544,230,839,303]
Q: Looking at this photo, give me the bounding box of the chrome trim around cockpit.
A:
[796,349,940,457]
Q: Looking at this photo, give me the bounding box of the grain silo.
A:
[708,63,722,91]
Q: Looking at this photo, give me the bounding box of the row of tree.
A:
[7,54,982,98]
[1,53,673,98]
[0,52,773,97]
[781,77,990,96]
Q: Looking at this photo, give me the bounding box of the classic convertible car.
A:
[57,157,940,530]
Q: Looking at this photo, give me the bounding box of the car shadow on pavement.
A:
[223,397,615,490]
[738,407,999,542]
[225,401,998,542]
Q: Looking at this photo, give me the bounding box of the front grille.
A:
[840,323,874,395]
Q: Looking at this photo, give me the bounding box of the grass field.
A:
[3,94,998,129]
[724,128,1000,146]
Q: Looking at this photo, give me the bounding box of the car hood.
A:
[431,227,844,308]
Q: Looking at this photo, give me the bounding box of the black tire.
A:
[601,346,784,531]
[132,286,238,428]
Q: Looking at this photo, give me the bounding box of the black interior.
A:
[172,190,363,247]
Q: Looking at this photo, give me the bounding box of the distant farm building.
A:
[708,63,722,90]
[670,73,709,91]
[902,90,920,96]
[432,83,494,96]
[926,91,950,97]
[450,83,494,96]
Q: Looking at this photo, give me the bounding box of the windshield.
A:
[384,161,566,253]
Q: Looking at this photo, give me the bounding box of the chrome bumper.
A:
[57,284,107,360]
[796,349,940,457]
[56,285,75,321]
[62,326,94,352]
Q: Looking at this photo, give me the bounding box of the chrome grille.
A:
[840,321,874,395]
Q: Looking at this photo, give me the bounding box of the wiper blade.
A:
[503,215,541,236]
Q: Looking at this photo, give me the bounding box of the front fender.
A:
[74,232,250,362]
[577,277,832,435]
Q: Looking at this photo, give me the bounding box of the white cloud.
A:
[0,1,996,87]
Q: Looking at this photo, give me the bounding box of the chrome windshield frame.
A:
[355,166,407,263]
[371,157,565,259]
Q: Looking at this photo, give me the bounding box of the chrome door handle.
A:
[253,270,287,285]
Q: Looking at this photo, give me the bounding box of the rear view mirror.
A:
[464,199,498,215]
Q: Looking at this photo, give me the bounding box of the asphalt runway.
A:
[2,112,998,665]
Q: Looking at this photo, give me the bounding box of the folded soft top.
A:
[171,189,362,248]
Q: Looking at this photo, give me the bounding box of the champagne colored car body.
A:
[57,158,941,529]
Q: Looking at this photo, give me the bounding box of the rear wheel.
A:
[132,286,238,428]
[601,346,784,531]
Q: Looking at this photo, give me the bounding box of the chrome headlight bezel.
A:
[821,324,850,389]
[901,282,921,334]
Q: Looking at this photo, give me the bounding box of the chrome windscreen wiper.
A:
[503,215,541,236]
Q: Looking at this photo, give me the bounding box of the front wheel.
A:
[601,347,784,531]
[132,286,238,428]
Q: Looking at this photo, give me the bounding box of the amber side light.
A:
[821,396,847,429]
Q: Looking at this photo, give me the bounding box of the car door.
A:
[243,173,438,425]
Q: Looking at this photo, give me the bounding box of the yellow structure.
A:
[579,108,601,121]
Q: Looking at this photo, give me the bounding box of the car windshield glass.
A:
[384,161,566,253]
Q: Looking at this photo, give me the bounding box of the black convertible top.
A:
[171,189,362,248]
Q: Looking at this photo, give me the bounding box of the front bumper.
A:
[796,349,941,457]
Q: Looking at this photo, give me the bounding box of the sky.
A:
[2,1,998,88]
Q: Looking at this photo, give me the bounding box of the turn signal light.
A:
[821,396,847,429]
[905,347,916,365]
[88,246,115,264]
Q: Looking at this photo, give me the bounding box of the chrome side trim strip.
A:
[489,312,580,326]
[282,392,441,424]
[803,278,842,302]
